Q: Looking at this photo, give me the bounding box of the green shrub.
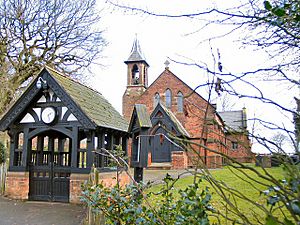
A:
[81,174,213,225]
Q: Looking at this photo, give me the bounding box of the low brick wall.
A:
[70,170,131,204]
[5,171,29,200]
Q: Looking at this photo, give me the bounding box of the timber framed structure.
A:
[0,67,129,203]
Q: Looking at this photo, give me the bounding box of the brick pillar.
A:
[147,152,152,167]
[70,173,89,204]
[5,171,29,200]
[171,151,188,169]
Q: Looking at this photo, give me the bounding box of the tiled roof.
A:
[218,110,246,132]
[47,67,128,132]
[134,104,152,128]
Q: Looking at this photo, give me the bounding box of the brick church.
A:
[123,38,254,169]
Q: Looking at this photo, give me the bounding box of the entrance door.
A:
[29,134,71,202]
[152,127,171,163]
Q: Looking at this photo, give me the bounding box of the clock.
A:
[41,107,56,124]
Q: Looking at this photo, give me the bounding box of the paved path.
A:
[0,196,85,225]
[143,168,194,184]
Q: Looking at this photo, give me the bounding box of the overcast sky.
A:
[89,0,298,153]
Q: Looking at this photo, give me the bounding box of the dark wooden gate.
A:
[152,127,171,163]
[29,135,71,202]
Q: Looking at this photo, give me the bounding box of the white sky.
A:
[89,0,298,153]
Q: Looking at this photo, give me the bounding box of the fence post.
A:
[0,162,6,195]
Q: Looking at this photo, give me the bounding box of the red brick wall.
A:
[70,171,130,204]
[123,86,147,121]
[171,151,188,169]
[5,172,29,200]
[226,133,254,163]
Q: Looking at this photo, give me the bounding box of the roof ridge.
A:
[45,66,103,97]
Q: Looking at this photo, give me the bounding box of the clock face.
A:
[41,107,56,124]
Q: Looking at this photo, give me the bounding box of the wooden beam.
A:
[71,126,78,168]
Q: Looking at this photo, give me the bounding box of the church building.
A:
[123,38,253,169]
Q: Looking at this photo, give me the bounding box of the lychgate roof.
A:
[47,67,128,132]
[0,67,128,132]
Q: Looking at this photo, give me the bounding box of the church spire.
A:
[125,35,148,66]
[123,36,149,121]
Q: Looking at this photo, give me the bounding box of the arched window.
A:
[177,91,183,112]
[132,64,139,85]
[165,89,172,108]
[154,93,160,107]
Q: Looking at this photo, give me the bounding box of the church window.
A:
[177,91,183,112]
[165,89,172,108]
[232,141,238,150]
[132,64,139,85]
[154,93,160,107]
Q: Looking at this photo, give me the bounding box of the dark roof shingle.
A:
[218,110,247,132]
[47,67,128,132]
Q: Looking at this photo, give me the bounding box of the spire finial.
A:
[125,34,147,63]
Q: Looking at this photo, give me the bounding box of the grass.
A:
[146,164,286,224]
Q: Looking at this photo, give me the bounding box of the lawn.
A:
[147,165,286,224]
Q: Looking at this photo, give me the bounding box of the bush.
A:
[81,174,213,225]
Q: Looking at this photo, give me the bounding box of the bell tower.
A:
[122,37,149,121]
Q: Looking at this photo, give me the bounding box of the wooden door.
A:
[29,135,71,202]
[152,127,171,163]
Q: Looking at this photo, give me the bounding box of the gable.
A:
[145,69,212,106]
[18,90,79,125]
[128,104,152,133]
[150,103,190,137]
[0,67,128,132]
[0,69,95,130]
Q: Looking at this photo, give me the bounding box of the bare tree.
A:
[0,0,106,113]
[271,132,287,152]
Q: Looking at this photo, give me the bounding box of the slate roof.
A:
[218,110,247,133]
[124,37,149,66]
[134,104,152,128]
[158,103,190,137]
[47,67,129,132]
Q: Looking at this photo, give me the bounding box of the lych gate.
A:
[0,67,129,203]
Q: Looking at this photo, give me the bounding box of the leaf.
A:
[272,7,285,17]
[283,218,295,225]
[264,1,272,11]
